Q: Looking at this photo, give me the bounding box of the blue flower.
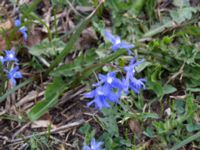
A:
[93,72,123,90]
[85,86,111,110]
[104,30,134,55]
[93,72,123,100]
[0,56,4,64]
[6,66,23,86]
[83,138,105,150]
[14,19,28,40]
[124,57,146,94]
[85,85,120,110]
[124,57,144,82]
[4,50,18,62]
[129,77,146,94]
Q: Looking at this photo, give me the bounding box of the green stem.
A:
[25,0,42,13]
[132,0,146,15]
[169,131,200,150]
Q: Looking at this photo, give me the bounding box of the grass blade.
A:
[169,131,200,150]
[0,78,33,103]
[28,77,65,121]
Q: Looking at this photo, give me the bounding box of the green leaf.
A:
[51,0,68,6]
[143,20,175,37]
[147,81,163,97]
[28,77,65,121]
[50,49,96,77]
[169,131,200,150]
[99,116,119,137]
[170,7,197,24]
[135,61,152,73]
[187,87,200,92]
[28,97,58,121]
[186,123,200,132]
[29,38,65,57]
[141,113,160,119]
[173,0,190,8]
[174,100,185,115]
[130,0,146,15]
[143,127,155,138]
[180,26,200,36]
[163,85,177,95]
[185,95,196,116]
[99,106,120,137]
[44,77,64,100]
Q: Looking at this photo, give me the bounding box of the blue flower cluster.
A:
[0,19,27,86]
[0,50,23,86]
[83,138,105,150]
[14,19,28,41]
[84,31,146,110]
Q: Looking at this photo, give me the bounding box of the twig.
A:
[59,86,86,105]
[50,136,73,147]
[166,62,185,84]
[12,123,31,139]
[66,0,84,17]
[15,91,44,108]
[9,119,84,143]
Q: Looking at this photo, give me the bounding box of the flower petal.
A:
[14,19,21,27]
[84,91,95,98]
[104,30,117,44]
[13,71,23,78]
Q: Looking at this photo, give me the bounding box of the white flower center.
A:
[97,90,104,95]
[9,54,14,59]
[107,77,113,84]
[115,37,121,44]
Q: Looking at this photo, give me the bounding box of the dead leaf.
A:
[27,27,48,47]
[58,144,65,150]
[31,120,56,129]
[76,6,94,13]
[0,35,7,50]
[0,19,27,50]
[0,19,13,32]
[0,19,14,50]
[128,119,140,133]
[77,27,98,50]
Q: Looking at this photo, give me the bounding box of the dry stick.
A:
[18,143,28,150]
[15,91,44,107]
[8,91,44,112]
[50,136,73,147]
[12,123,31,139]
[59,86,86,105]
[66,0,84,17]
[166,62,185,84]
[9,119,84,143]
